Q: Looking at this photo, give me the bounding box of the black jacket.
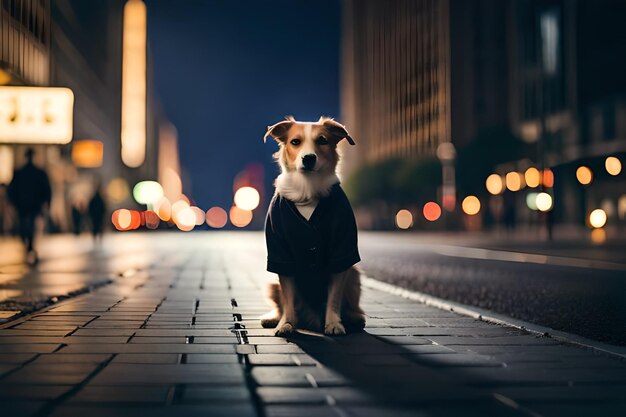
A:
[265,183,360,278]
[8,163,51,215]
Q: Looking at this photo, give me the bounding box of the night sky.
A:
[147,0,341,210]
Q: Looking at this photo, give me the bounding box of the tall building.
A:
[340,0,514,177]
[340,0,451,175]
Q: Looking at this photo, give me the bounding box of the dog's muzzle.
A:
[301,154,317,171]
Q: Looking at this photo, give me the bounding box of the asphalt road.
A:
[2,231,626,346]
[358,232,626,346]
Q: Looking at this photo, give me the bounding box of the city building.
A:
[0,0,173,233]
[340,0,626,230]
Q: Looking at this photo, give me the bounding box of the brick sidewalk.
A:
[1,233,625,417]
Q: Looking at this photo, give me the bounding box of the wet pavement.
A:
[1,232,625,416]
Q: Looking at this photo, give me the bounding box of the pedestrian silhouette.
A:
[7,149,52,264]
[88,185,106,242]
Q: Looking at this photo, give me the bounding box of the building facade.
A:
[1,0,167,233]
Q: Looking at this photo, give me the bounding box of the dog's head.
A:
[264,116,355,174]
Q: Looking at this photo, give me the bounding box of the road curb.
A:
[362,276,626,360]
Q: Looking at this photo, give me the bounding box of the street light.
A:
[436,142,456,213]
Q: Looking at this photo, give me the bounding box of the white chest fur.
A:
[295,200,318,221]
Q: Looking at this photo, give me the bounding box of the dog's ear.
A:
[264,118,294,143]
[320,118,355,145]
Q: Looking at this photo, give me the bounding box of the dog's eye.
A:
[290,139,301,146]
[316,136,328,145]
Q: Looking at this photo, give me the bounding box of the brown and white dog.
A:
[261,116,365,336]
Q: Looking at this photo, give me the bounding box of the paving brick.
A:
[181,386,251,402]
[58,343,236,354]
[89,363,245,385]
[34,354,112,364]
[112,353,180,364]
[70,385,171,403]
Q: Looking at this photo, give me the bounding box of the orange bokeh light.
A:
[144,210,160,229]
[423,202,442,222]
[230,206,253,228]
[111,209,141,231]
[542,169,554,188]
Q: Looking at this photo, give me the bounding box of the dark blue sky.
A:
[147,0,341,209]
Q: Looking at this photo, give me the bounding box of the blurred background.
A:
[0,0,625,238]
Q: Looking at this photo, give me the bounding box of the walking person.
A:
[88,185,106,243]
[7,149,52,264]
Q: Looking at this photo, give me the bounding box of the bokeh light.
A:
[591,228,606,244]
[605,156,622,176]
[589,209,607,229]
[423,202,441,222]
[171,199,190,222]
[542,169,554,188]
[395,209,413,229]
[619,195,626,220]
[133,181,164,205]
[106,178,130,204]
[206,207,228,228]
[524,167,541,188]
[175,207,196,231]
[153,197,172,221]
[505,172,524,192]
[230,206,253,227]
[485,174,504,195]
[535,192,553,212]
[234,186,260,211]
[111,209,141,231]
[576,166,593,185]
[191,206,206,226]
[526,193,538,210]
[461,196,481,215]
[144,210,160,229]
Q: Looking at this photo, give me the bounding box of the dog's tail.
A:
[265,282,282,311]
[260,282,282,328]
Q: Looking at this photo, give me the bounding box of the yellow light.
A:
[133,181,164,205]
[591,228,606,244]
[0,86,74,144]
[121,0,147,168]
[0,145,13,184]
[234,186,260,211]
[576,166,593,185]
[72,140,104,168]
[605,156,622,176]
[461,196,481,215]
[106,178,130,204]
[395,209,413,229]
[0,69,11,85]
[230,206,253,228]
[589,209,607,229]
[485,174,504,195]
[505,172,523,192]
[619,195,626,220]
[524,167,541,188]
[535,192,553,212]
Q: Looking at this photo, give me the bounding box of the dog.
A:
[260,116,365,337]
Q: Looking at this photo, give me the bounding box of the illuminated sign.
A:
[72,140,104,168]
[0,86,74,144]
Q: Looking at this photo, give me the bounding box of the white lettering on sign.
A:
[0,86,74,144]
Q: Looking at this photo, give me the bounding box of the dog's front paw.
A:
[324,320,346,336]
[275,322,295,337]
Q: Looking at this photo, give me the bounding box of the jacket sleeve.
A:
[265,197,297,276]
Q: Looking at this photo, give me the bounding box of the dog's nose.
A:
[302,154,317,171]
